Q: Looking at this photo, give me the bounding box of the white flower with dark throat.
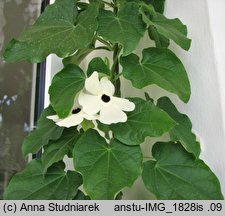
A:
[47,106,97,128]
[78,72,135,124]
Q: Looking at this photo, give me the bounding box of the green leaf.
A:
[4,160,82,200]
[121,48,191,102]
[138,3,167,48]
[110,98,176,145]
[73,129,143,199]
[87,57,111,77]
[148,26,169,48]
[139,2,156,17]
[144,0,166,13]
[142,142,224,200]
[157,97,201,158]
[3,1,99,63]
[142,11,191,50]
[42,128,79,173]
[49,64,85,118]
[22,106,63,157]
[97,2,146,56]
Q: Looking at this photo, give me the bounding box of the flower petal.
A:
[47,115,59,122]
[85,72,102,95]
[56,114,83,128]
[78,92,103,115]
[111,97,135,111]
[81,111,98,120]
[100,77,115,96]
[99,105,127,124]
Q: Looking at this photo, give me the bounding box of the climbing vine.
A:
[3,0,224,200]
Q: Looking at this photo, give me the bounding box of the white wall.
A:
[45,0,225,198]
[164,0,225,196]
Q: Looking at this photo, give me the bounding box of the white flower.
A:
[47,107,97,128]
[78,72,135,124]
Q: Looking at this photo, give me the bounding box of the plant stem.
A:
[63,48,94,66]
[113,73,122,81]
[111,44,121,96]
[111,0,121,96]
[96,36,113,51]
[95,46,111,51]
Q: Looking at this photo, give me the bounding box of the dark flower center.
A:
[101,94,111,103]
[72,108,81,114]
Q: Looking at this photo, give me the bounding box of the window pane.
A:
[0,0,42,199]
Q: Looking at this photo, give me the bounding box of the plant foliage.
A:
[3,0,223,200]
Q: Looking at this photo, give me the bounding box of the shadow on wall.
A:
[0,0,41,199]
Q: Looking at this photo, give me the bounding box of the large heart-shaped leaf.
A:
[157,97,201,158]
[121,48,191,102]
[4,160,82,200]
[22,106,64,157]
[3,0,99,63]
[42,128,80,173]
[110,98,176,145]
[142,142,224,200]
[73,129,143,199]
[141,9,191,50]
[97,2,146,56]
[49,64,86,118]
